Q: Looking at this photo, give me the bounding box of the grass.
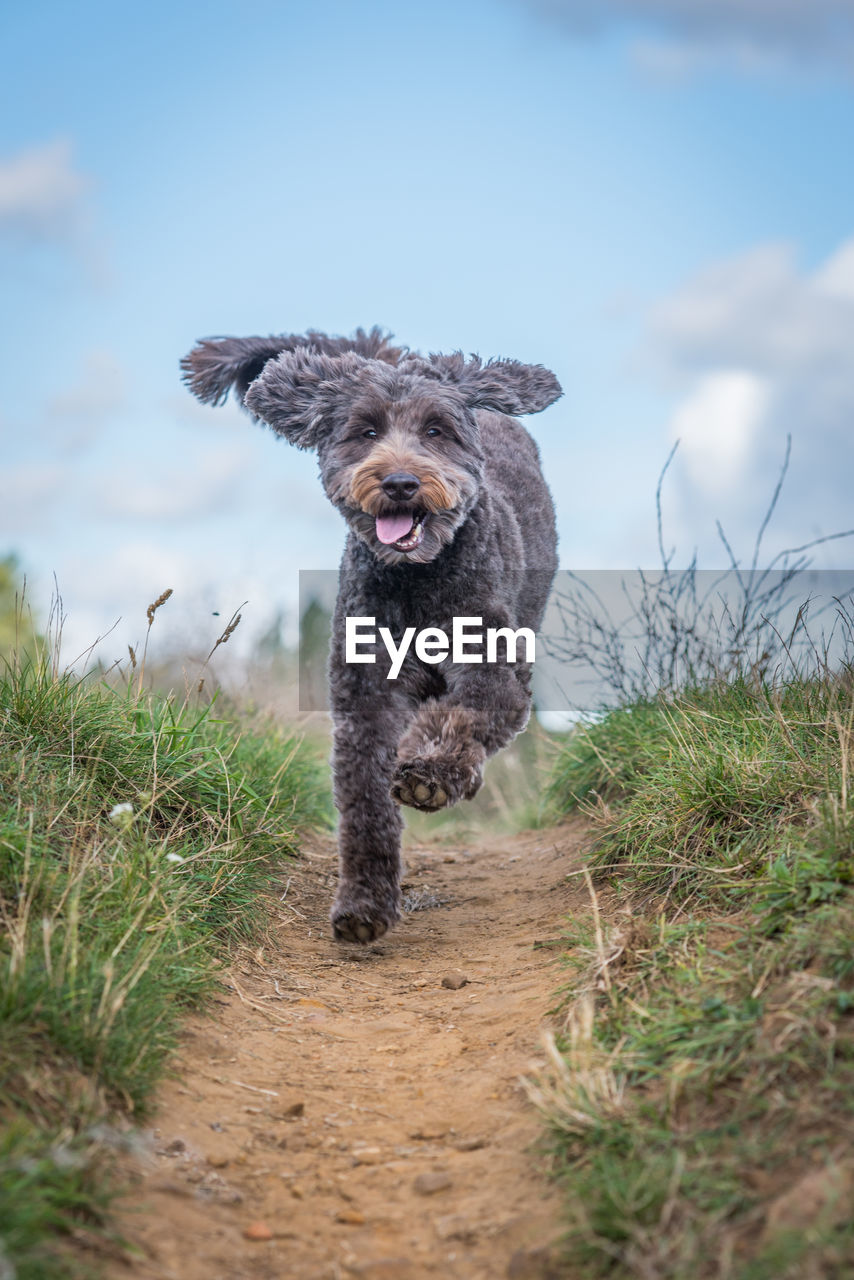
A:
[547,670,854,905]
[540,663,854,1278]
[0,648,330,1278]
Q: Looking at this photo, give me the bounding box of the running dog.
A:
[182,327,560,943]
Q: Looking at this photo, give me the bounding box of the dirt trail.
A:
[108,820,590,1280]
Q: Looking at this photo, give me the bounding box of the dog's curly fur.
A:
[182,327,560,943]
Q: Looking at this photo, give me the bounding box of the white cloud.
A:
[0,463,66,535]
[525,0,854,75]
[69,540,195,609]
[92,445,250,521]
[650,241,854,373]
[814,239,854,300]
[0,139,90,241]
[52,539,196,666]
[649,234,854,562]
[42,350,127,450]
[45,537,304,675]
[669,370,770,496]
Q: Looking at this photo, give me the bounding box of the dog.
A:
[181,327,561,943]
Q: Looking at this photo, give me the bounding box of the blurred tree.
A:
[0,554,41,659]
[255,609,289,662]
[299,597,331,711]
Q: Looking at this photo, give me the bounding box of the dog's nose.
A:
[381,472,420,502]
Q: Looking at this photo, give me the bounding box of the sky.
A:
[2,0,854,667]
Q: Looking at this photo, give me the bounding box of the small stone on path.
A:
[336,1208,367,1225]
[277,1100,305,1118]
[435,1214,477,1242]
[413,1170,453,1195]
[454,1135,488,1151]
[441,971,468,990]
[243,1221,273,1241]
[351,1146,382,1165]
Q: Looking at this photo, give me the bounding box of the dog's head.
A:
[182,332,561,565]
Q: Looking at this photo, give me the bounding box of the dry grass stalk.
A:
[205,602,247,665]
[548,437,854,708]
[136,588,173,697]
[583,866,614,1002]
[523,998,625,1136]
[146,590,173,627]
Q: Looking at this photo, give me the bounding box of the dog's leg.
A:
[391,666,532,812]
[330,699,409,943]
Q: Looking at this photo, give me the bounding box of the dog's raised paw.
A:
[391,761,451,811]
[331,912,389,945]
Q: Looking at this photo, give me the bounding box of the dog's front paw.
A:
[331,890,399,945]
[391,754,483,811]
[391,759,451,811]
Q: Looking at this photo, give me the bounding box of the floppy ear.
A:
[423,352,562,415]
[180,327,403,410]
[244,348,370,449]
[180,336,299,407]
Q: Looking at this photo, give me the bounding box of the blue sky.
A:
[2,0,854,663]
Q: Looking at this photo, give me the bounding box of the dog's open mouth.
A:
[375,510,427,552]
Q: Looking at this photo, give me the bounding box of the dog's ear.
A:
[424,353,562,416]
[180,336,299,407]
[244,348,369,449]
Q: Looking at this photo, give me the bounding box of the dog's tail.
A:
[181,327,405,407]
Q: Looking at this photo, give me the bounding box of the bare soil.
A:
[107,820,590,1280]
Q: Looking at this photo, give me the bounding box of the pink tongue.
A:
[376,513,415,545]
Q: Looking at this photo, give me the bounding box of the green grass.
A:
[547,670,854,905]
[0,654,330,1278]
[540,666,854,1278]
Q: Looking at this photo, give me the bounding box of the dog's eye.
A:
[425,426,441,438]
[362,428,378,439]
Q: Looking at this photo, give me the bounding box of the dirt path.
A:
[108,821,590,1280]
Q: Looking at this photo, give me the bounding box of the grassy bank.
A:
[0,654,329,1279]
[541,666,854,1278]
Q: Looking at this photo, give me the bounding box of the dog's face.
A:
[319,377,483,565]
[181,335,561,565]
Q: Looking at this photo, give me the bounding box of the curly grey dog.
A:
[181,327,561,943]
